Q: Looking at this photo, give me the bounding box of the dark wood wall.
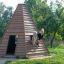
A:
[0,4,26,57]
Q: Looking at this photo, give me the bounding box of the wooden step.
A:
[27,55,48,58]
[24,20,33,22]
[27,52,48,57]
[24,23,35,25]
[26,44,45,50]
[29,48,46,51]
[27,51,47,54]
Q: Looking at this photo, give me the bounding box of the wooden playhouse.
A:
[0,4,48,58]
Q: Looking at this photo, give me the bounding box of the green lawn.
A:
[6,43,64,64]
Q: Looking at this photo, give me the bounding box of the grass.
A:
[6,43,64,64]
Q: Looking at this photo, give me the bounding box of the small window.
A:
[30,35,33,40]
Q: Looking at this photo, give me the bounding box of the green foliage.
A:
[0,2,13,37]
[55,33,62,40]
[25,0,51,30]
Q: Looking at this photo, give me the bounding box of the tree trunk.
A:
[50,32,56,48]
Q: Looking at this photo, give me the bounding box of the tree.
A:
[25,0,51,30]
[43,14,60,47]
[25,0,64,47]
[0,2,13,37]
[43,0,64,47]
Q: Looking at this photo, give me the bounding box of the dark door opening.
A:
[6,35,16,55]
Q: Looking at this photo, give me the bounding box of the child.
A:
[32,31,37,45]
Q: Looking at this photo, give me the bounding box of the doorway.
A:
[6,35,16,55]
